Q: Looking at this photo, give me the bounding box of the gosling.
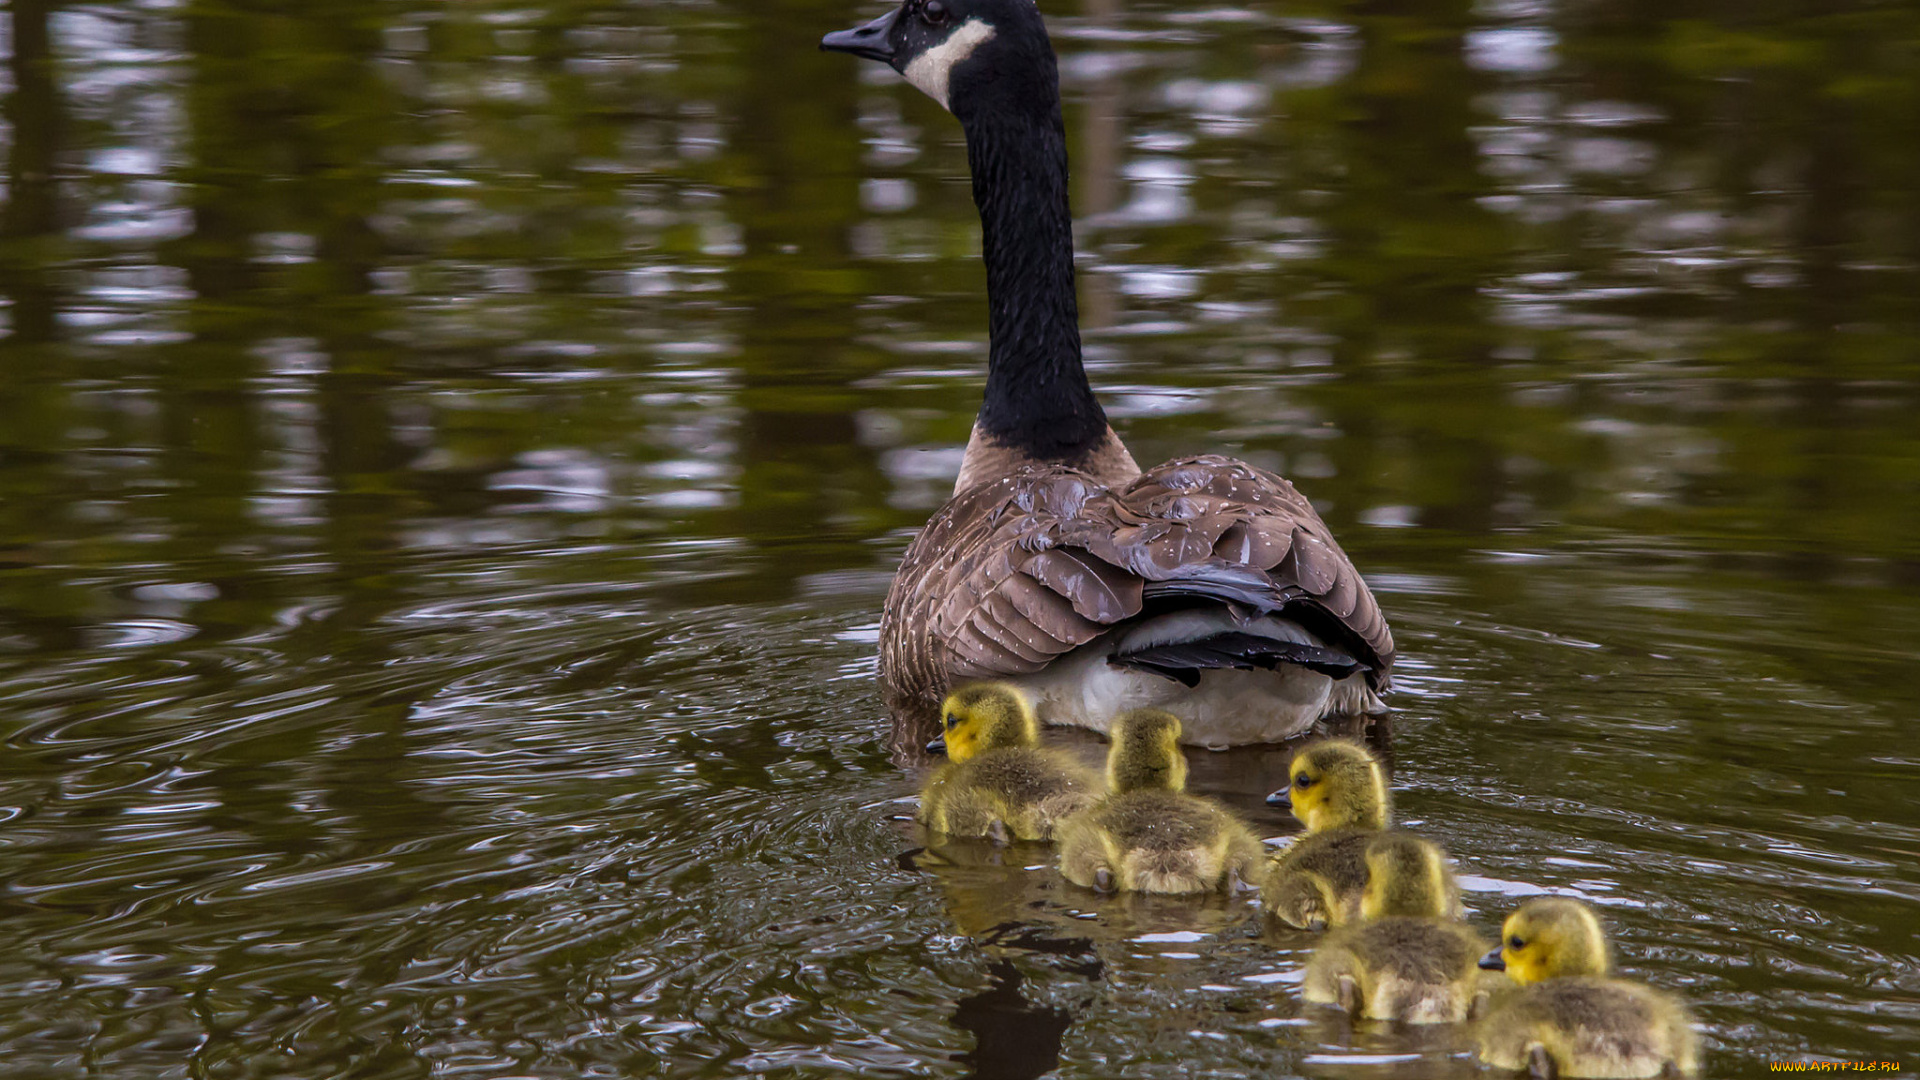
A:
[1301,834,1491,1023]
[1057,709,1265,894]
[1476,897,1699,1078]
[1264,739,1424,929]
[917,683,1098,843]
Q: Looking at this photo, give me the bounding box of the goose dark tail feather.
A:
[1107,632,1363,687]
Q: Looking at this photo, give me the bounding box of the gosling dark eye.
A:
[944,713,959,730]
[923,0,949,23]
[1294,773,1313,789]
[1508,936,1525,949]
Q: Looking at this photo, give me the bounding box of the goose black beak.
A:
[1478,947,1506,972]
[820,8,900,64]
[926,736,947,755]
[1266,788,1292,809]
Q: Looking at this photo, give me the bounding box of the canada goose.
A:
[1476,898,1699,1078]
[918,682,1099,842]
[1300,834,1493,1024]
[1056,709,1265,894]
[821,0,1394,751]
[1262,740,1439,930]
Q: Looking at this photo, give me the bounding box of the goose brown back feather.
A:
[880,456,1395,748]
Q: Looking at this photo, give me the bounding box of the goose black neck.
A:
[960,100,1108,464]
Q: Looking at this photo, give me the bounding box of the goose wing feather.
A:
[882,455,1393,742]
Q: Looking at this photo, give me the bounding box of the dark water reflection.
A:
[1,0,1917,1075]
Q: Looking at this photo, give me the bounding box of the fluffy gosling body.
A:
[917,683,1097,842]
[1477,898,1699,1079]
[1301,834,1490,1024]
[1262,740,1401,929]
[1057,709,1265,894]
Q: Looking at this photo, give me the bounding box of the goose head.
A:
[1105,708,1189,794]
[1267,739,1390,833]
[928,682,1039,762]
[1478,897,1613,985]
[822,0,1055,119]
[1358,833,1455,921]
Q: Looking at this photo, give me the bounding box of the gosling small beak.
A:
[820,7,900,64]
[926,736,947,755]
[1266,788,1292,809]
[1478,947,1506,972]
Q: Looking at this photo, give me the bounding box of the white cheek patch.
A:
[902,19,997,112]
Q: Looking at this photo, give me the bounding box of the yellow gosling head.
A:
[1271,740,1389,833]
[1359,833,1455,921]
[1106,708,1188,794]
[931,683,1039,763]
[1479,897,1612,985]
